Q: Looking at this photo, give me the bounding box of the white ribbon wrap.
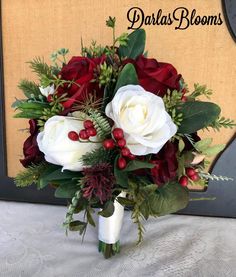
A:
[98,192,126,244]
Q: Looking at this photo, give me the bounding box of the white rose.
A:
[39,84,55,97]
[105,85,177,155]
[37,115,100,171]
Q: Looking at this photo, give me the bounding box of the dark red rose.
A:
[20,120,43,167]
[151,141,178,185]
[124,55,182,97]
[59,55,106,109]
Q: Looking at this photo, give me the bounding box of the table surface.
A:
[1,200,236,277]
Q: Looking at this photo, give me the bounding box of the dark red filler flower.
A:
[124,55,182,97]
[58,55,106,109]
[151,141,178,185]
[82,163,115,204]
[20,119,44,167]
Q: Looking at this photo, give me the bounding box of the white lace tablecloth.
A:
[1,200,236,277]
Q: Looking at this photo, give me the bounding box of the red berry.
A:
[86,127,97,137]
[128,153,136,160]
[83,120,94,129]
[189,173,199,181]
[117,157,127,169]
[117,138,126,148]
[121,147,130,157]
[103,139,115,150]
[186,168,196,177]
[112,128,124,140]
[79,129,89,140]
[68,131,79,141]
[179,176,189,187]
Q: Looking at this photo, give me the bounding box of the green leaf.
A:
[124,160,154,172]
[98,201,115,217]
[140,201,150,220]
[202,144,225,156]
[178,139,185,153]
[177,101,221,134]
[69,220,87,234]
[54,183,78,198]
[194,138,213,152]
[118,29,146,59]
[140,184,158,193]
[148,182,189,216]
[38,164,61,188]
[43,168,82,181]
[113,63,138,96]
[14,101,50,110]
[87,210,96,227]
[114,156,128,187]
[117,197,134,207]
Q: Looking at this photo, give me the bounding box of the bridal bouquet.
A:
[13,17,235,258]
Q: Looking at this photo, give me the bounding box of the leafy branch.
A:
[14,162,47,187]
[189,83,212,99]
[206,116,236,132]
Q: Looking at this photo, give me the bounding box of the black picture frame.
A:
[0,1,235,218]
[222,0,236,43]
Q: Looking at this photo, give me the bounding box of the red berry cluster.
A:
[103,128,135,169]
[68,120,97,141]
[179,167,199,187]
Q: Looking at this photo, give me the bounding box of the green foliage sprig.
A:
[189,83,213,99]
[199,172,233,181]
[14,162,47,187]
[206,116,236,131]
[81,147,116,167]
[18,79,42,99]
[88,109,111,139]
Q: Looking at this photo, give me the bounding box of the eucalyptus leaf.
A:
[202,144,225,156]
[177,101,221,134]
[87,210,96,227]
[118,29,146,59]
[98,201,114,217]
[54,183,78,198]
[113,63,138,97]
[123,160,154,172]
[194,138,213,152]
[148,182,189,216]
[69,220,87,234]
[117,197,134,207]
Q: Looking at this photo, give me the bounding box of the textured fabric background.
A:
[1,200,236,277]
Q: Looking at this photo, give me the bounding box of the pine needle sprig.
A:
[81,147,116,167]
[199,172,233,181]
[18,79,41,99]
[14,162,47,187]
[28,57,54,80]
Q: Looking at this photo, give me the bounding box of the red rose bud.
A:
[112,128,124,140]
[189,173,199,181]
[128,153,136,160]
[86,127,97,137]
[117,157,127,169]
[83,120,94,129]
[79,129,89,140]
[179,176,189,187]
[186,168,196,177]
[103,139,115,150]
[121,147,131,157]
[117,138,126,148]
[68,131,79,141]
[47,95,53,102]
[181,96,188,102]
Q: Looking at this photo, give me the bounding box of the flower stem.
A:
[98,240,120,259]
